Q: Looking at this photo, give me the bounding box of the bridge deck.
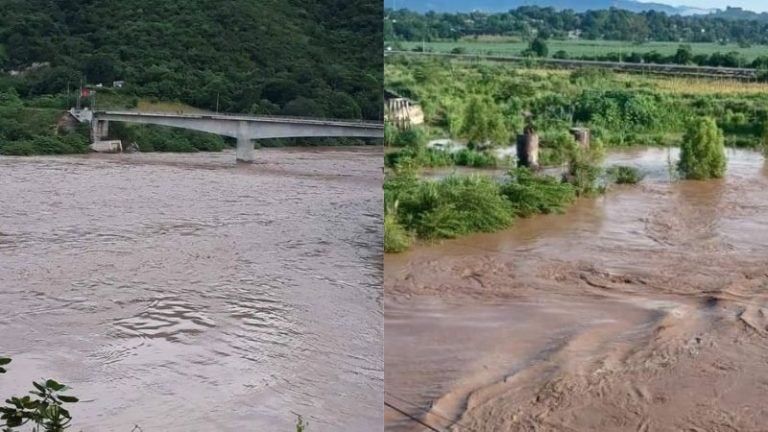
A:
[95,110,384,128]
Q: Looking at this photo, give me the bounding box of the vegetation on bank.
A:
[383,143,612,253]
[386,58,768,155]
[384,125,505,168]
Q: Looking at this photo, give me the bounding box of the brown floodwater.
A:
[0,147,383,431]
[385,147,768,431]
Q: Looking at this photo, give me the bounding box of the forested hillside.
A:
[0,0,382,120]
[385,6,768,44]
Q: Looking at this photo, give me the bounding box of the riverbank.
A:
[384,147,768,431]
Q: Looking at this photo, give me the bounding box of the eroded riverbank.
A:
[0,147,383,431]
[385,148,768,431]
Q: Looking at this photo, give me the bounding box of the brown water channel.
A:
[0,147,383,431]
[386,147,768,431]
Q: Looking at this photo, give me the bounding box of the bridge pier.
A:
[91,119,110,142]
[236,136,255,162]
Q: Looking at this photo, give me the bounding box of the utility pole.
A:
[216,92,220,113]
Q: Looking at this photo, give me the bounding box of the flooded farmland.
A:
[386,147,768,431]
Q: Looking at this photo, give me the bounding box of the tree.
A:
[678,117,726,180]
[527,37,549,57]
[673,44,693,65]
[459,95,508,148]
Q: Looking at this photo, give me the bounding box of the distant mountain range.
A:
[384,0,717,15]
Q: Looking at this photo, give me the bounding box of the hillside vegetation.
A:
[0,0,382,155]
[1,0,382,119]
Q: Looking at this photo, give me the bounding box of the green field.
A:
[394,39,768,63]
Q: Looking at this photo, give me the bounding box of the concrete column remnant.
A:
[570,127,590,149]
[516,130,540,169]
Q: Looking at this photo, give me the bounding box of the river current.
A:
[0,147,383,431]
[386,147,768,431]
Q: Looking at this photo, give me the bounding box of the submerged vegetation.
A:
[383,143,611,253]
[607,165,645,184]
[679,117,727,180]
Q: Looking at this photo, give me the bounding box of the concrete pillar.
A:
[570,127,590,149]
[516,132,540,169]
[101,120,109,139]
[236,136,254,162]
[235,121,254,162]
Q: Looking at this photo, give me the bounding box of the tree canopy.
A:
[0,0,382,120]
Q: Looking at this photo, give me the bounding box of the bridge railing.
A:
[94,109,384,127]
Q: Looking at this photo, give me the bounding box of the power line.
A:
[384,401,443,432]
[385,391,484,432]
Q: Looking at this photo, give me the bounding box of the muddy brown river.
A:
[386,147,768,431]
[0,147,383,431]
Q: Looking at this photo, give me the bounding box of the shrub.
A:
[501,168,576,217]
[678,117,726,180]
[459,95,508,148]
[607,165,644,184]
[384,208,413,253]
[397,175,514,239]
[564,142,605,195]
[452,148,498,167]
[395,127,427,148]
[0,357,80,432]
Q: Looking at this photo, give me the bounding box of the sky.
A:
[660,0,768,12]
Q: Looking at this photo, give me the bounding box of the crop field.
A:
[395,39,768,63]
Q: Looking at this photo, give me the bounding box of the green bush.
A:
[678,117,726,180]
[0,142,36,156]
[384,209,413,253]
[502,168,576,217]
[397,175,514,240]
[607,165,644,184]
[0,135,88,156]
[452,148,498,167]
[394,127,427,148]
[564,143,604,195]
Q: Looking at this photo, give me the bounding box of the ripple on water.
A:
[112,296,217,342]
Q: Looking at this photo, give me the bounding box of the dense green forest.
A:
[385,6,768,46]
[0,0,382,154]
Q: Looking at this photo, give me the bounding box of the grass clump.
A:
[384,205,413,253]
[385,163,589,252]
[401,175,514,239]
[678,117,726,180]
[502,168,576,217]
[607,165,644,184]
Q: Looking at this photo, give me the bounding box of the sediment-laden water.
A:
[0,147,383,431]
[386,148,768,431]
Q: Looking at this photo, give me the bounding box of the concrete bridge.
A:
[77,109,384,161]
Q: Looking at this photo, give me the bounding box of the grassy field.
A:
[395,39,768,62]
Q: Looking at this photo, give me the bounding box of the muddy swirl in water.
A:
[386,148,768,432]
[0,147,382,431]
